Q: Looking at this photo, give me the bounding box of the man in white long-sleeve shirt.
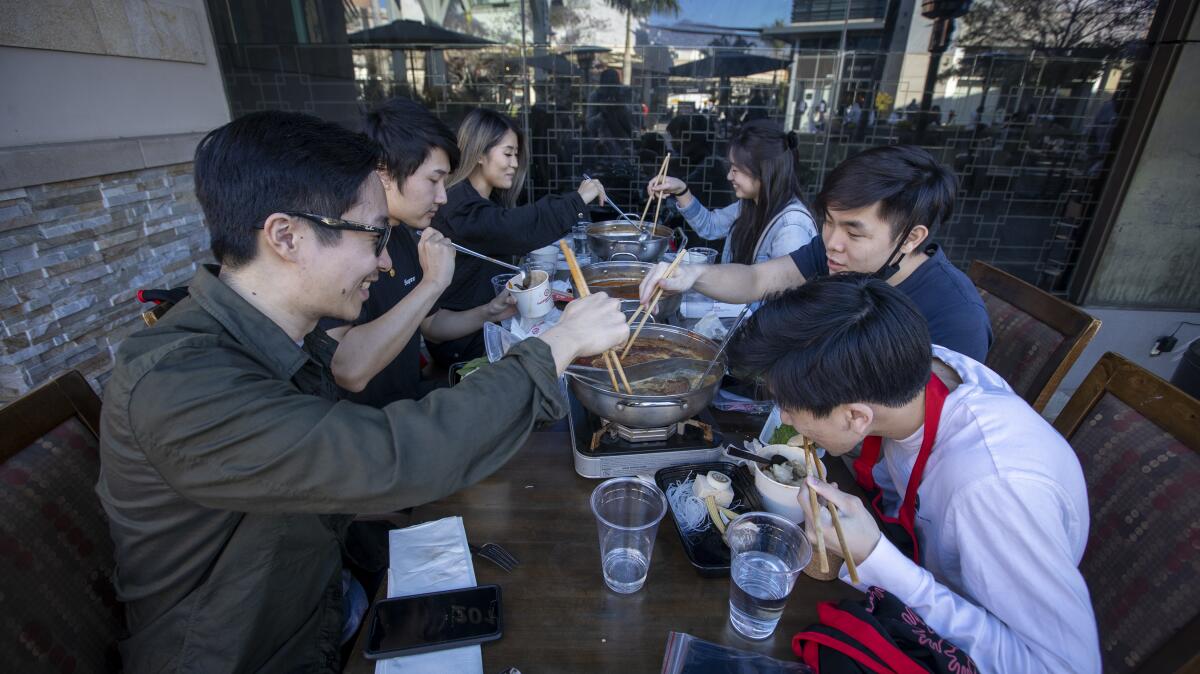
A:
[731,273,1100,673]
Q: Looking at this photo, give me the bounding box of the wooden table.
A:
[346,429,861,672]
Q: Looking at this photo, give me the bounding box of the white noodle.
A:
[665,474,711,534]
[665,472,748,536]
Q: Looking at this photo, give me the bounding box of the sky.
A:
[649,0,791,30]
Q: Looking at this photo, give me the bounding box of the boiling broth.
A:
[574,340,699,368]
[589,278,642,300]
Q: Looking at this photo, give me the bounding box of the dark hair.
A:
[730,273,931,417]
[727,119,808,265]
[814,145,956,241]
[194,111,380,268]
[362,97,460,185]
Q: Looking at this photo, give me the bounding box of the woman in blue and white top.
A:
[648,119,817,265]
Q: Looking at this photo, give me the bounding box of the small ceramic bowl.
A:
[749,443,823,525]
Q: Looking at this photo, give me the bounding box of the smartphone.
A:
[363,584,503,659]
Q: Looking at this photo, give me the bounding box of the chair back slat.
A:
[969,260,1100,411]
[0,371,123,673]
[1054,353,1200,674]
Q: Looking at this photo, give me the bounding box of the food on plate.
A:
[692,470,734,508]
[704,495,726,535]
[455,356,490,380]
[665,471,743,538]
[692,471,735,536]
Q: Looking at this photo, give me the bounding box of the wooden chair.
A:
[969,260,1101,411]
[1054,353,1200,674]
[0,371,124,672]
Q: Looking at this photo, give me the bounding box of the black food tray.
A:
[654,461,763,578]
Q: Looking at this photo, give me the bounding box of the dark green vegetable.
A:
[456,357,490,379]
[768,423,799,446]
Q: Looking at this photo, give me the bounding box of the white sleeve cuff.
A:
[840,535,931,602]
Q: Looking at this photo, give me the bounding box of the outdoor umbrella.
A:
[669,52,789,78]
[505,54,581,76]
[347,19,495,47]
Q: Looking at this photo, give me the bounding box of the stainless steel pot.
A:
[577,260,681,319]
[567,324,726,428]
[586,220,687,262]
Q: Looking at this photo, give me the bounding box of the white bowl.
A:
[750,443,822,525]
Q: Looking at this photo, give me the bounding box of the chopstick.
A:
[804,442,829,573]
[638,153,672,228]
[650,153,671,228]
[559,240,633,395]
[808,440,860,584]
[625,155,678,329]
[621,248,686,359]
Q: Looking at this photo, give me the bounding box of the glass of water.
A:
[589,477,667,594]
[572,223,592,264]
[726,512,812,639]
[491,273,517,297]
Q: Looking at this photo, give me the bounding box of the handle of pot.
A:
[672,227,689,252]
[615,398,688,411]
[609,251,640,261]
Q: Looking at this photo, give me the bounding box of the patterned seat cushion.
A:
[1072,393,1200,674]
[979,289,1067,402]
[0,416,122,673]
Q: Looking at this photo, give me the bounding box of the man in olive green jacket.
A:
[96,111,627,672]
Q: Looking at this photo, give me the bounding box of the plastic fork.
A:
[469,542,520,573]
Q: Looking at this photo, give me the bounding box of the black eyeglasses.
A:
[281,211,391,258]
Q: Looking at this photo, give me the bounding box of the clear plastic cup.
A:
[590,477,667,594]
[491,273,517,297]
[522,257,561,288]
[726,512,812,639]
[572,223,592,260]
[686,247,718,265]
[681,247,720,315]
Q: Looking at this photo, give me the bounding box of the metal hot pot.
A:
[567,324,726,429]
[577,260,681,319]
[586,220,687,262]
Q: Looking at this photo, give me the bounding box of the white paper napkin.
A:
[376,516,482,674]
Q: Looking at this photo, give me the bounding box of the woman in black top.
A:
[429,108,609,366]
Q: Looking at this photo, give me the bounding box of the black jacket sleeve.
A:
[435,183,587,256]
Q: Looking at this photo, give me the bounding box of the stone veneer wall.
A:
[0,163,210,403]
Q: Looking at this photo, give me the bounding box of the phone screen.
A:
[365,585,502,658]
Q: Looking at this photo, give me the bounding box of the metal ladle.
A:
[690,305,751,392]
[582,173,637,225]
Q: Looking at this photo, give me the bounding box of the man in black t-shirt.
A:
[322,99,516,406]
[641,145,992,362]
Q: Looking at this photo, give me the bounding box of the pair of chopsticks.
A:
[638,153,672,231]
[802,438,860,584]
[559,240,633,394]
[621,248,686,359]
[620,154,679,358]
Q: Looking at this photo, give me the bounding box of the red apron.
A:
[852,373,950,565]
